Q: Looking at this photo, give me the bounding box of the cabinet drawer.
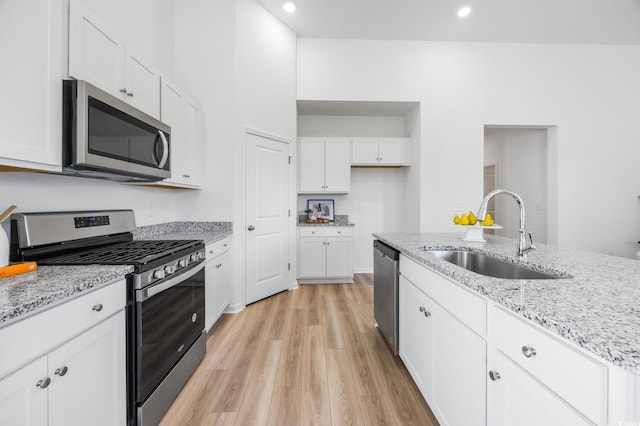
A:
[400,255,486,336]
[298,227,353,237]
[0,280,125,379]
[489,304,607,424]
[206,238,231,261]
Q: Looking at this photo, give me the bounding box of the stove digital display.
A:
[74,215,110,228]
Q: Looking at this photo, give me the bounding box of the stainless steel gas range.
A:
[10,210,206,426]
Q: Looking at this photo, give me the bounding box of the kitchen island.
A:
[374,232,640,425]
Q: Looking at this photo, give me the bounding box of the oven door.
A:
[135,260,205,402]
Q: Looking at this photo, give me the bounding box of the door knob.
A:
[489,370,501,381]
[248,225,255,231]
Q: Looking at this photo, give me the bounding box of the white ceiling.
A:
[256,0,640,45]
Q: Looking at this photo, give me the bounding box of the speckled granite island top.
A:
[373,232,640,375]
[0,221,233,329]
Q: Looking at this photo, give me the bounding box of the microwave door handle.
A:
[157,130,169,168]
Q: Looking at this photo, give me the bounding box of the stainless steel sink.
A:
[421,249,561,280]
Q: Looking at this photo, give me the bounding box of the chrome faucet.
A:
[476,189,536,260]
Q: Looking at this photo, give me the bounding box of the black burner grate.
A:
[39,240,201,266]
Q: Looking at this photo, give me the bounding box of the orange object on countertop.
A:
[0,262,37,279]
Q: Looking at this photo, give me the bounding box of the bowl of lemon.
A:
[452,211,501,242]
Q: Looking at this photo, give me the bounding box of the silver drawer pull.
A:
[423,310,431,318]
[489,370,501,381]
[522,345,537,358]
[55,366,68,377]
[36,378,51,389]
[92,304,103,312]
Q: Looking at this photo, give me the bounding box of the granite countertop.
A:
[297,214,355,227]
[133,221,233,244]
[373,232,640,375]
[0,221,233,328]
[0,265,133,328]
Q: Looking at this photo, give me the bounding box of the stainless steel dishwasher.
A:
[373,239,400,354]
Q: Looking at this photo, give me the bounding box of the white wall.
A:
[172,0,297,308]
[484,128,548,243]
[298,39,640,258]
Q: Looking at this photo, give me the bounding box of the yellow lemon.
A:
[453,215,461,224]
[460,213,470,225]
[469,212,477,225]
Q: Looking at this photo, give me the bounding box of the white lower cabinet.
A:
[205,238,231,331]
[487,348,592,426]
[297,227,353,283]
[0,311,125,426]
[398,254,624,426]
[399,275,486,426]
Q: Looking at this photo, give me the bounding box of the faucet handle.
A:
[528,232,536,250]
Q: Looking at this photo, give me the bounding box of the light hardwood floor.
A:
[160,274,439,426]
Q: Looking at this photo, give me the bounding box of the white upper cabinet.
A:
[68,0,160,119]
[351,137,409,166]
[299,137,350,193]
[0,0,65,171]
[157,76,202,188]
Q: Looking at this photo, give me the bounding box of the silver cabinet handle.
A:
[92,304,103,312]
[522,345,537,358]
[127,91,134,97]
[36,378,51,389]
[489,370,501,381]
[424,310,431,318]
[223,243,228,247]
[182,174,191,178]
[248,225,255,231]
[55,366,68,376]
[120,88,127,94]
[419,306,426,312]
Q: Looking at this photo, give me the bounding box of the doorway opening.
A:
[484,126,556,244]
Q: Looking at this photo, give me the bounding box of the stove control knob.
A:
[190,254,198,262]
[153,269,166,280]
[197,252,205,261]
[164,265,176,275]
[178,259,189,268]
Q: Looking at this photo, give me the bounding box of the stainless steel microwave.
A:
[62,80,171,182]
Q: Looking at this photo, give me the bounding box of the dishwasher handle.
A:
[374,240,400,260]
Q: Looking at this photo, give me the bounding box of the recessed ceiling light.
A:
[457,6,471,17]
[283,1,297,13]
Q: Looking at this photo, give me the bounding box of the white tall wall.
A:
[172,0,297,307]
[298,39,640,258]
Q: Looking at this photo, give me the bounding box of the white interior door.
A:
[245,133,290,305]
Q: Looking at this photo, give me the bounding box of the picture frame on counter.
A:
[307,199,335,221]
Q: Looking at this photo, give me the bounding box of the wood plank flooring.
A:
[160,274,438,426]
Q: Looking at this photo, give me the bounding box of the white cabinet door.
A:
[0,357,48,426]
[399,276,433,398]
[68,0,160,119]
[487,349,592,426]
[323,138,351,193]
[325,237,352,278]
[351,137,379,164]
[214,250,231,319]
[205,240,231,331]
[378,138,407,165]
[430,301,486,426]
[299,137,326,193]
[182,99,202,187]
[48,312,126,426]
[68,0,124,97]
[298,237,327,278]
[0,0,63,171]
[124,47,161,119]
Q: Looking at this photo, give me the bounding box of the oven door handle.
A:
[137,260,205,302]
